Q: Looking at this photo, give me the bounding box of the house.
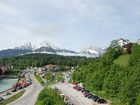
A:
[123,43,133,54]
[117,38,129,47]
[45,64,60,72]
[137,39,140,45]
[36,68,45,75]
[0,66,8,75]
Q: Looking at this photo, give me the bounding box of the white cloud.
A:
[0,0,140,50]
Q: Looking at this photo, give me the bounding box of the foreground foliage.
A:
[35,88,64,105]
[72,44,140,105]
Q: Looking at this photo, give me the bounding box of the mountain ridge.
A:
[0,41,105,58]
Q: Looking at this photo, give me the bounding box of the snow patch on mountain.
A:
[79,47,105,57]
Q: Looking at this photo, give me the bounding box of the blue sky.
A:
[0,0,140,50]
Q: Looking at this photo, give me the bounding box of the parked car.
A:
[0,96,4,102]
[17,86,22,90]
[87,94,93,99]
[97,98,107,104]
[81,88,90,93]
[83,91,90,97]
[73,86,78,89]
[73,86,82,91]
[12,88,17,92]
[61,80,64,83]
[3,92,11,96]
[92,95,100,102]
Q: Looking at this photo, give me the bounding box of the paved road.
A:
[8,73,43,105]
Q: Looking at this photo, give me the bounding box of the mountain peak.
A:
[15,41,57,50]
[1,41,105,58]
[79,46,105,57]
[15,42,33,50]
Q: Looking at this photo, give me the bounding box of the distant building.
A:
[117,38,129,47]
[0,66,8,75]
[45,64,60,72]
[123,43,133,54]
[137,39,140,45]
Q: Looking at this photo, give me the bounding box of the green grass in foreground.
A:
[0,90,25,105]
[34,73,45,86]
[113,54,130,66]
[35,88,65,105]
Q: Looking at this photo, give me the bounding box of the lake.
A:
[0,79,18,93]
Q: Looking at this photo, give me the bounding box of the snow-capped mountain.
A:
[0,41,105,58]
[15,42,33,50]
[15,41,77,54]
[15,41,55,50]
[79,47,105,57]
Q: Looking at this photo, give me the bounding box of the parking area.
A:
[53,82,109,105]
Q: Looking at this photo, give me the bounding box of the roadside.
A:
[0,72,32,104]
[0,90,25,105]
[7,72,43,105]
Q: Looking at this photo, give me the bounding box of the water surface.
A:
[0,79,18,92]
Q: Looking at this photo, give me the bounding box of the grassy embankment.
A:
[34,73,45,86]
[35,88,65,105]
[113,54,130,66]
[34,72,65,105]
[0,90,25,105]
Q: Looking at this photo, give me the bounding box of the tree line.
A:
[0,53,89,74]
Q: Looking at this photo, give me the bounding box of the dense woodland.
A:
[0,53,89,74]
[72,43,140,105]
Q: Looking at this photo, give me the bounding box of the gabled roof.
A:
[45,64,58,67]
[118,38,126,41]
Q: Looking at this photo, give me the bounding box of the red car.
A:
[83,91,90,97]
[71,82,78,85]
[73,86,82,91]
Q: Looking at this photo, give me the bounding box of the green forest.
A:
[72,43,140,105]
[0,53,89,72]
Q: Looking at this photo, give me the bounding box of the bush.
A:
[35,88,64,105]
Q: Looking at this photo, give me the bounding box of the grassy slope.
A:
[113,54,130,66]
[35,88,65,105]
[34,73,45,86]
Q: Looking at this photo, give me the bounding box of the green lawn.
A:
[113,54,130,66]
[0,90,25,105]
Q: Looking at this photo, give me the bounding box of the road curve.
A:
[8,73,43,105]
